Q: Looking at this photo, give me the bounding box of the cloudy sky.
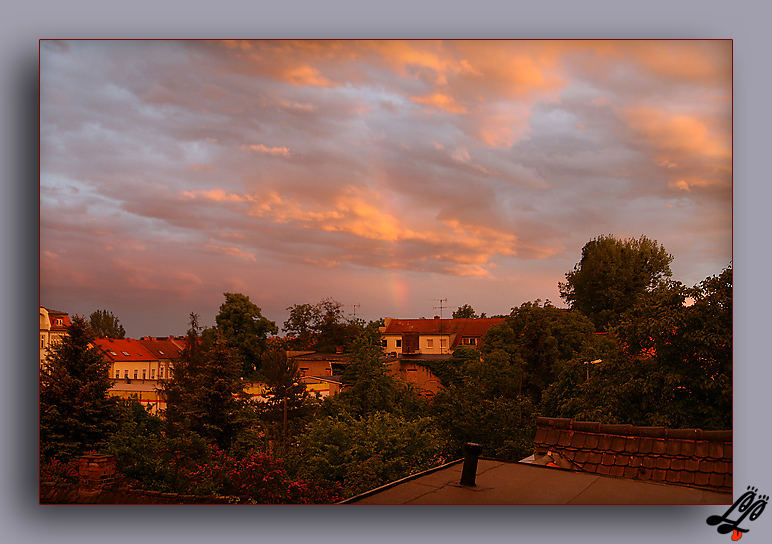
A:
[40,40,732,337]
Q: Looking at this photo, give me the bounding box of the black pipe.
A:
[460,443,483,486]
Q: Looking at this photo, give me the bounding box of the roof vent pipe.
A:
[460,443,483,486]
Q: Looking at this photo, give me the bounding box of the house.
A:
[39,306,72,366]
[380,317,505,356]
[93,338,170,414]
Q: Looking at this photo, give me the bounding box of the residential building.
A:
[380,317,505,356]
[39,306,71,366]
[93,338,171,414]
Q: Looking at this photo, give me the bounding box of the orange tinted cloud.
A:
[242,144,291,157]
[411,92,467,114]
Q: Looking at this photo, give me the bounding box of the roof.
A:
[41,306,72,330]
[93,338,158,362]
[293,352,398,364]
[532,417,732,494]
[383,317,505,337]
[343,458,731,505]
[138,337,184,360]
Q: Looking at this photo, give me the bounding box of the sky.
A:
[40,40,732,337]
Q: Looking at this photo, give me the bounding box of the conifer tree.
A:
[40,315,117,460]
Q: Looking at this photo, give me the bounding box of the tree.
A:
[297,412,447,497]
[213,292,278,377]
[431,348,536,461]
[89,309,125,338]
[452,304,479,319]
[542,265,732,430]
[260,348,313,428]
[283,298,361,352]
[480,300,597,402]
[161,313,248,449]
[40,315,117,460]
[559,235,673,330]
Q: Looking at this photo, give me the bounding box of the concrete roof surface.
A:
[347,459,732,505]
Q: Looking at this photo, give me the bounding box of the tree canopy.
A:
[40,315,117,460]
[559,235,673,330]
[89,309,126,338]
[543,265,732,429]
[213,292,278,376]
[452,304,478,319]
[283,298,362,352]
[161,313,248,449]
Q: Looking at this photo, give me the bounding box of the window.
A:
[381,339,387,348]
[41,337,45,348]
[124,370,129,379]
[440,338,447,348]
[134,370,138,380]
[142,369,146,380]
[151,369,156,379]
[300,368,308,376]
[426,339,434,348]
[158,350,165,355]
[55,318,63,326]
[462,337,478,346]
[160,367,164,379]
[115,370,120,379]
[121,351,130,356]
[396,339,402,348]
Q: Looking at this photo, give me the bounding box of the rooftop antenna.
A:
[433,298,447,353]
[352,303,360,319]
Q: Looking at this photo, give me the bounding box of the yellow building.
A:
[380,317,505,356]
[40,306,71,366]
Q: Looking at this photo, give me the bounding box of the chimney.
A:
[460,443,483,486]
[434,315,440,320]
[335,346,343,354]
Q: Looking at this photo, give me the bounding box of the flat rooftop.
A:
[344,459,731,505]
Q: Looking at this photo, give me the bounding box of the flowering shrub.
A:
[40,458,78,486]
[181,446,342,503]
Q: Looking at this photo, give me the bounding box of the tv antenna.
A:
[433,298,447,352]
[351,303,360,318]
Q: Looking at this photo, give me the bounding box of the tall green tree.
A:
[543,265,732,430]
[213,292,278,377]
[283,298,362,352]
[162,313,248,449]
[481,300,597,402]
[452,304,478,319]
[40,315,117,460]
[559,235,673,330]
[88,309,126,338]
[261,348,313,420]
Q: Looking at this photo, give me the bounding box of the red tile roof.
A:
[42,306,72,330]
[383,317,504,335]
[533,417,731,494]
[93,338,158,362]
[138,337,184,360]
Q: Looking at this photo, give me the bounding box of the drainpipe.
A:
[460,443,483,486]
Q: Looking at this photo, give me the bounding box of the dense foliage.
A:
[559,235,673,330]
[40,315,117,460]
[88,309,126,338]
[283,298,364,352]
[212,292,278,376]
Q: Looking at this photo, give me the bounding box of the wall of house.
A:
[386,361,442,397]
[418,334,452,354]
